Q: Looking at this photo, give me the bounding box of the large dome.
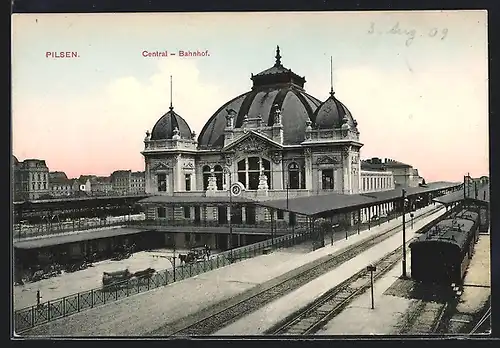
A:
[150,106,193,141]
[198,46,355,149]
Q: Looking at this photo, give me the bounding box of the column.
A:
[305,151,313,190]
[176,154,182,191]
[245,158,249,188]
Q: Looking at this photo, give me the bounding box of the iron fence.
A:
[14,229,312,333]
[13,216,145,240]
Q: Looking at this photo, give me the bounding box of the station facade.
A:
[141,47,421,227]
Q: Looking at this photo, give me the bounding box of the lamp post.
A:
[401,189,407,278]
[331,223,339,245]
[224,167,233,260]
[286,179,289,211]
[167,241,177,282]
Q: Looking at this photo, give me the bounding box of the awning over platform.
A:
[433,183,489,206]
[255,181,460,218]
[138,195,255,205]
[13,228,147,250]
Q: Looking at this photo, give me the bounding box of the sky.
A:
[11,11,488,182]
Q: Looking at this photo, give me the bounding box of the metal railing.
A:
[125,218,308,231]
[14,229,312,333]
[13,215,146,240]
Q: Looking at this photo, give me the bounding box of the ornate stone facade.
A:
[141,47,396,201]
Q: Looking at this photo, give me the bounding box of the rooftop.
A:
[410,217,476,251]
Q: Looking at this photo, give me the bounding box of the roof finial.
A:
[169,75,173,111]
[330,56,335,96]
[275,45,282,66]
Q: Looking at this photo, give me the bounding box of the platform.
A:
[214,207,446,335]
[446,234,491,334]
[19,205,441,336]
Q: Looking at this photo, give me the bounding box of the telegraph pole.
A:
[224,167,233,261]
[401,189,407,278]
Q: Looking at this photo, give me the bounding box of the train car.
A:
[409,210,479,285]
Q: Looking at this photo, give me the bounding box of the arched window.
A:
[237,157,271,190]
[288,162,300,189]
[213,165,223,190]
[202,165,211,190]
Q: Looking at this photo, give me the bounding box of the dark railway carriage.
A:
[409,213,479,285]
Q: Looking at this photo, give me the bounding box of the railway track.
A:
[266,244,406,335]
[394,301,448,335]
[167,206,443,337]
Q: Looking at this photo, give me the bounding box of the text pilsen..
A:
[46,52,80,58]
[142,50,210,57]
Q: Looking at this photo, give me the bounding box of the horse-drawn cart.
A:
[179,246,209,264]
[102,269,132,291]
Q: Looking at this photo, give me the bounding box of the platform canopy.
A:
[433,183,489,206]
[255,181,460,218]
[13,194,149,209]
[138,195,255,205]
[14,228,146,250]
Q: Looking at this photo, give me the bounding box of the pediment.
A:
[223,131,282,154]
[151,162,172,171]
[316,155,340,165]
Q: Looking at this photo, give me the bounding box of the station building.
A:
[141,47,423,228]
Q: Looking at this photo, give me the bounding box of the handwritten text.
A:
[368,22,448,47]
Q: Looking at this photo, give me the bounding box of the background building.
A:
[13,158,50,200]
[130,171,146,195]
[49,171,74,197]
[361,157,424,188]
[111,170,132,195]
[91,176,113,196]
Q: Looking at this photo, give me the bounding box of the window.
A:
[363,178,366,191]
[288,163,300,189]
[202,165,211,190]
[195,234,201,242]
[213,165,223,190]
[300,166,306,189]
[157,207,166,218]
[184,233,190,242]
[157,173,167,192]
[322,169,334,190]
[185,174,191,191]
[277,210,284,220]
[237,157,271,190]
[184,206,191,218]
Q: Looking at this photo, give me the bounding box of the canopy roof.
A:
[254,182,459,217]
[433,183,489,206]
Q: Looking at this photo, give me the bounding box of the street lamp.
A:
[331,223,339,245]
[401,189,407,278]
[166,241,177,282]
[224,167,233,261]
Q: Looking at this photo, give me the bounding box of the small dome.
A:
[12,155,19,165]
[313,92,357,130]
[150,107,193,141]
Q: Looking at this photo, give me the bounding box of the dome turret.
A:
[150,106,193,141]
